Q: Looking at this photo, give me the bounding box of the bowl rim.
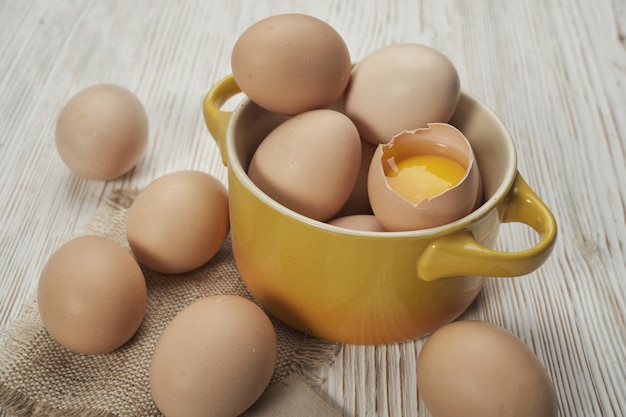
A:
[225,90,518,238]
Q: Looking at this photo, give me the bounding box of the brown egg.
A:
[37,235,147,355]
[335,138,377,216]
[328,214,386,232]
[231,13,352,115]
[150,295,277,417]
[126,170,229,274]
[55,84,148,180]
[344,43,460,145]
[248,109,361,222]
[417,320,558,417]
[368,123,481,231]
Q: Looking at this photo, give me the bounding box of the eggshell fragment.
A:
[248,109,361,222]
[368,123,481,231]
[149,295,277,417]
[126,170,229,274]
[55,84,148,180]
[37,235,147,355]
[344,43,460,145]
[417,320,558,417]
[231,13,352,115]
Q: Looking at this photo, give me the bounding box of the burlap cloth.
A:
[0,189,340,417]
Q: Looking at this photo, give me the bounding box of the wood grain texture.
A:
[1,1,624,416]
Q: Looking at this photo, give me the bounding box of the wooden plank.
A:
[0,1,624,416]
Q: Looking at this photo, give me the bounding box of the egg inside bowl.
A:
[204,76,554,344]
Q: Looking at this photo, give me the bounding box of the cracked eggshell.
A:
[344,43,460,145]
[368,123,481,231]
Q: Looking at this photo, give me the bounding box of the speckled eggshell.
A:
[231,13,352,115]
[126,170,229,274]
[149,295,277,417]
[417,320,559,417]
[37,235,147,355]
[55,84,148,180]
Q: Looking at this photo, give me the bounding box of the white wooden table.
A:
[1,1,624,416]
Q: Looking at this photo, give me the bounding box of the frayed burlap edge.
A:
[0,296,340,417]
[0,387,114,417]
[0,188,341,417]
[288,336,339,387]
[102,187,342,379]
[0,322,338,417]
[0,294,117,417]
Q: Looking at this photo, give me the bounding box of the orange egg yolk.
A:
[385,155,466,203]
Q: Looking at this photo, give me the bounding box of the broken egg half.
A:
[368,123,482,231]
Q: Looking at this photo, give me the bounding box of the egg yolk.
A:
[385,155,466,203]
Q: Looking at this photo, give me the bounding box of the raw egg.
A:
[37,235,147,355]
[417,320,559,417]
[126,170,229,274]
[344,43,460,145]
[368,123,481,231]
[248,109,361,222]
[55,84,148,180]
[231,13,352,115]
[149,295,277,417]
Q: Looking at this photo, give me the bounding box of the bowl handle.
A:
[202,74,241,166]
[416,173,557,282]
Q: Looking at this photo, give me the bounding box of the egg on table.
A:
[149,295,277,417]
[126,170,229,274]
[37,235,147,355]
[417,320,559,417]
[55,84,148,180]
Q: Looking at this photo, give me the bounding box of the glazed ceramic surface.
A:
[203,75,557,344]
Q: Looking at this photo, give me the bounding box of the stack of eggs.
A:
[45,73,275,417]
[39,13,558,417]
[231,13,482,232]
[231,16,559,417]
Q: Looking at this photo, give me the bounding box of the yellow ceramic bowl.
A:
[203,75,557,345]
